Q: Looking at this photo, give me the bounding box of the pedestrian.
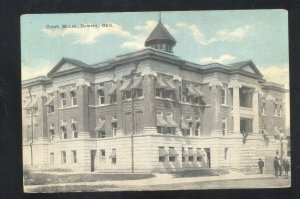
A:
[278,159,282,176]
[283,158,290,179]
[258,158,264,174]
[273,157,279,177]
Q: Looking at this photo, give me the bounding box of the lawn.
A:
[172,168,230,178]
[24,172,155,185]
[25,184,119,193]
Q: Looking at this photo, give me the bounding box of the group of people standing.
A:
[257,156,290,178]
[273,156,290,178]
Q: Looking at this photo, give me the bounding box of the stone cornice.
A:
[208,79,223,87]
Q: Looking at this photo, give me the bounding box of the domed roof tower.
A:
[144,18,176,53]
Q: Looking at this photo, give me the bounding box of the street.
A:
[128,176,290,191]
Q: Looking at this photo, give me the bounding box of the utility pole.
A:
[130,62,138,173]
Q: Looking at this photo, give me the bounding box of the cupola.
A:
[144,18,176,53]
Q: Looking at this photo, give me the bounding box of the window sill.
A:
[59,105,78,110]
[221,104,229,108]
[89,103,117,108]
[155,97,175,102]
[239,106,253,110]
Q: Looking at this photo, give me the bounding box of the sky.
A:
[21,10,289,125]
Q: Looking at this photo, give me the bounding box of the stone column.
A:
[209,79,222,136]
[252,89,259,134]
[228,80,242,134]
[142,71,157,134]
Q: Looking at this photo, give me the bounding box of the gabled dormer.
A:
[229,60,264,79]
[47,57,94,77]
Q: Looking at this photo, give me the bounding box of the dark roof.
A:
[145,20,176,46]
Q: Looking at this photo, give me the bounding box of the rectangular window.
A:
[224,148,229,160]
[60,122,67,139]
[98,131,106,138]
[48,105,54,113]
[197,156,202,162]
[165,127,175,135]
[156,112,163,116]
[110,94,117,103]
[61,151,66,164]
[132,89,143,98]
[60,93,66,108]
[73,131,78,138]
[166,112,172,117]
[100,150,105,163]
[278,105,282,116]
[112,122,117,137]
[72,150,77,163]
[166,90,175,100]
[222,117,227,136]
[122,90,132,100]
[157,126,163,134]
[169,147,176,162]
[111,149,116,164]
[159,147,166,162]
[71,120,77,138]
[188,148,194,162]
[98,89,105,105]
[179,86,182,102]
[221,87,226,105]
[188,122,193,136]
[71,91,77,106]
[197,149,202,162]
[186,96,192,103]
[156,88,164,98]
[195,123,200,136]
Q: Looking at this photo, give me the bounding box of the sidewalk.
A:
[24,170,275,191]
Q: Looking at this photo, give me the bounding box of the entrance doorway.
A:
[90,150,96,172]
[204,148,211,168]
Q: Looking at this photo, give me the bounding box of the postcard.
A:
[21,10,290,192]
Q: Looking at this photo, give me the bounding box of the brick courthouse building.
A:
[22,19,288,173]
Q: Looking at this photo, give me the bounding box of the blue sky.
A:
[21,10,289,126]
[21,10,289,87]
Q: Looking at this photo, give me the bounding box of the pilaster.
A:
[77,82,90,132]
[209,79,222,136]
[116,80,124,136]
[142,74,156,133]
